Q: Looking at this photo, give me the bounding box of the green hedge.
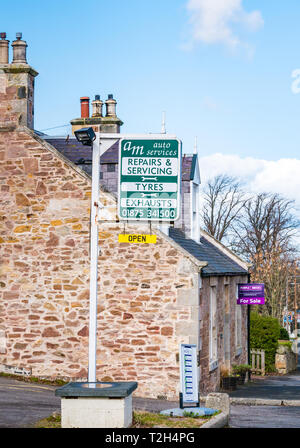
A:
[279,327,290,340]
[250,312,281,372]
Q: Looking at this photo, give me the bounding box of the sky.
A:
[2,0,300,216]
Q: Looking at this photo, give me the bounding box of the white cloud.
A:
[198,153,300,212]
[185,0,264,50]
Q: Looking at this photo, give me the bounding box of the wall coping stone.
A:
[0,64,38,77]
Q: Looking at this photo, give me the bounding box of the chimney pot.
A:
[12,33,27,64]
[105,94,117,117]
[0,32,9,64]
[80,96,90,118]
[91,95,103,117]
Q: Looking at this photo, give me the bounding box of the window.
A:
[209,286,218,371]
[107,164,116,172]
[235,286,242,355]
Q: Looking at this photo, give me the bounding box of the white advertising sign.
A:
[179,344,198,403]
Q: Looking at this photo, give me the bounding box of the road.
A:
[0,377,60,428]
[230,404,300,428]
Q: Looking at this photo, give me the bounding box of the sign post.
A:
[88,132,101,384]
[118,137,181,221]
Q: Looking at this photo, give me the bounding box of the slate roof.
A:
[44,137,93,166]
[169,228,248,277]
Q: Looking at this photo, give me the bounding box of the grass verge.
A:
[34,410,220,429]
[132,410,219,428]
[34,413,61,428]
[0,372,68,387]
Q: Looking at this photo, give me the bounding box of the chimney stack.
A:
[105,94,117,117]
[0,33,9,64]
[91,95,103,117]
[70,93,123,134]
[80,97,90,118]
[12,33,28,64]
[0,33,38,130]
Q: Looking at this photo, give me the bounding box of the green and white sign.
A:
[118,137,181,221]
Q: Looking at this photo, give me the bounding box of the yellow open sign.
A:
[118,234,157,244]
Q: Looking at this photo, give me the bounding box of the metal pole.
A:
[295,263,297,339]
[88,132,101,384]
[247,273,251,381]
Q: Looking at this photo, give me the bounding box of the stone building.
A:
[0,34,249,398]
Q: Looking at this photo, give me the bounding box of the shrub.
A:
[250,312,281,372]
[232,364,252,375]
[279,327,290,340]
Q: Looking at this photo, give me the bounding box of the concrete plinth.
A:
[55,381,138,428]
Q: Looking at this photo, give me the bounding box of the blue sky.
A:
[2,0,300,211]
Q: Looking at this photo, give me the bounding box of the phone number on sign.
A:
[120,208,177,219]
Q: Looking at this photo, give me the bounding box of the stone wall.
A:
[199,275,248,393]
[0,64,37,129]
[275,342,297,374]
[0,127,202,399]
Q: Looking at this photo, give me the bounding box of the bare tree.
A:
[230,193,299,320]
[231,193,299,260]
[202,174,246,242]
[250,246,295,319]
[201,178,300,318]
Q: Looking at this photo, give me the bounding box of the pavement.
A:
[227,343,300,428]
[228,343,300,403]
[229,404,300,428]
[228,371,300,403]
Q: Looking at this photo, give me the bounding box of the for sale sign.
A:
[237,284,265,305]
[118,138,181,221]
